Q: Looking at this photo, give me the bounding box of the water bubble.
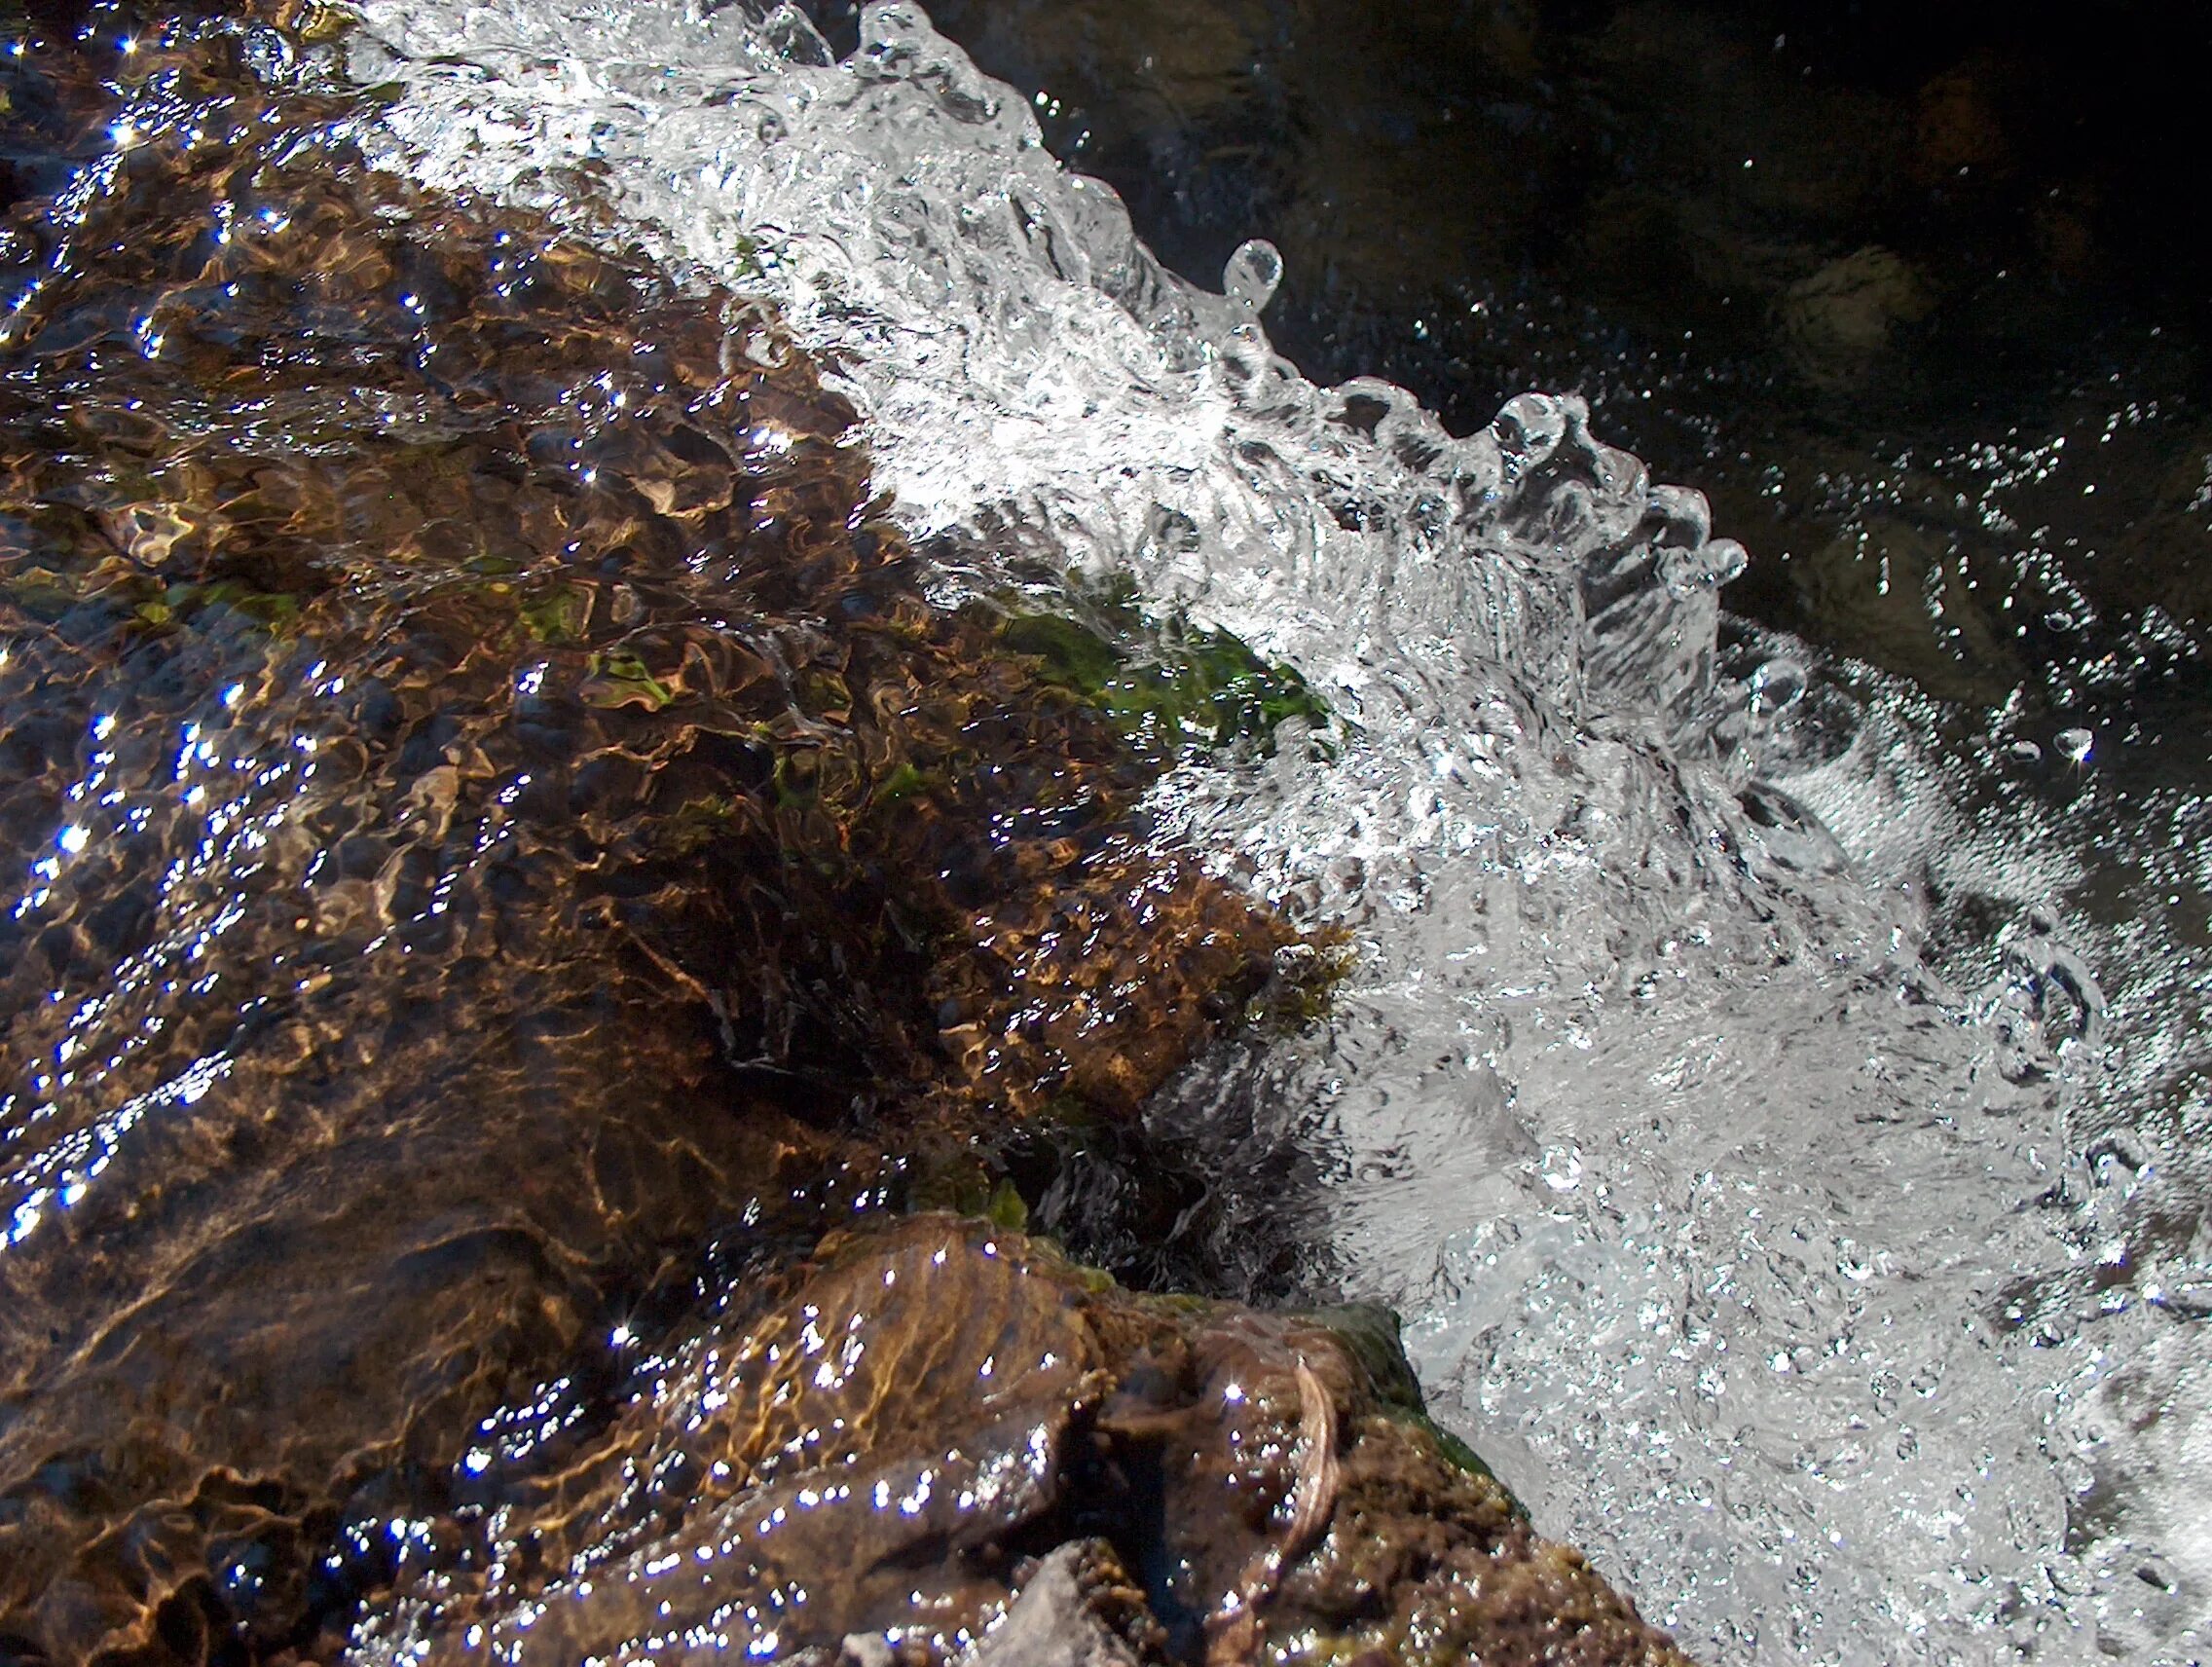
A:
[1657,535,1747,595]
[2054,726,2093,766]
[241,25,296,83]
[1748,656,1806,719]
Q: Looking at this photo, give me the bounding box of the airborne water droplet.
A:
[1223,239,1283,315]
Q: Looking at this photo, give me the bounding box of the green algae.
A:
[1417,1413,1524,1506]
[137,578,304,631]
[516,582,590,644]
[578,648,676,710]
[996,577,1331,758]
[1301,1301,1527,1510]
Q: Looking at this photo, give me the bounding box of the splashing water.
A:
[325,1,2208,1660]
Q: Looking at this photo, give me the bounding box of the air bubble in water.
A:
[1748,656,1806,718]
[2055,726,2093,765]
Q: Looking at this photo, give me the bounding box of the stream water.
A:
[3,1,2206,1663]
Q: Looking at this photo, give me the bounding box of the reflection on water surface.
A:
[4,0,2209,1663]
[0,14,1378,1658]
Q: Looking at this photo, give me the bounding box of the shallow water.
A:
[342,3,2211,1659]
[3,1,2206,1663]
[0,14,1319,1651]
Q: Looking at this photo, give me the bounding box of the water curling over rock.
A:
[0,11,1692,1664]
[333,4,2212,1657]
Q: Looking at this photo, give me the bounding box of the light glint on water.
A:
[338,2,2208,1661]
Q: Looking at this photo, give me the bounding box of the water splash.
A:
[338,2,2208,1660]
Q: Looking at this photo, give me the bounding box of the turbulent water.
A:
[10,0,2209,1661]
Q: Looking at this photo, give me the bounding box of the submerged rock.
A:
[957,1542,1157,1667]
[1775,246,1937,389]
[0,19,1276,1658]
[0,11,1695,1665]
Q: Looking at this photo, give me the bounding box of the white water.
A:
[326,2,2210,1660]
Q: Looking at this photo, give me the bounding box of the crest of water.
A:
[335,2,2211,1658]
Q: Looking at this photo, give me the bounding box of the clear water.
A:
[337,1,2210,1660]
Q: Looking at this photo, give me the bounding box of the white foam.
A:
[335,4,2209,1659]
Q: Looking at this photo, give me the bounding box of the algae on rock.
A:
[358,1216,1696,1667]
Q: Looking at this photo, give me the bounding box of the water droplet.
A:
[1223,239,1282,315]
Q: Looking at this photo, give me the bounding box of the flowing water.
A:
[3,1,2206,1663]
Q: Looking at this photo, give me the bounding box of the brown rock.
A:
[357,1217,1696,1667]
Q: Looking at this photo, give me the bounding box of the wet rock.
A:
[1784,511,2018,704]
[1776,246,1937,388]
[0,20,1286,1660]
[355,1216,1696,1666]
[960,1542,1155,1667]
[1909,60,2012,187]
